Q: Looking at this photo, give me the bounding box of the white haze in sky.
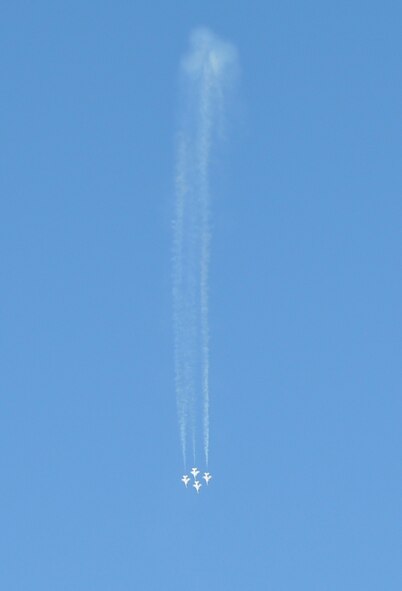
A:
[172,28,239,468]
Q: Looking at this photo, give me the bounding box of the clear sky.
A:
[1,2,401,589]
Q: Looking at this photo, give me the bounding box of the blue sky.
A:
[1,2,401,589]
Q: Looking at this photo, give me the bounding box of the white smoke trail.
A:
[173,28,238,468]
[172,134,188,466]
[172,133,198,466]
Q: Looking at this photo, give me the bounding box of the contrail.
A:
[172,134,188,465]
[173,28,238,468]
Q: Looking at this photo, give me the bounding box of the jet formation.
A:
[181,468,212,494]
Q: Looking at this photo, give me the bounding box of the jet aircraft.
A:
[190,467,200,480]
[181,475,190,487]
[203,472,212,484]
[193,480,202,494]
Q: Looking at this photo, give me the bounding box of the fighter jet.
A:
[203,472,212,485]
[190,467,200,480]
[181,475,190,487]
[193,480,202,494]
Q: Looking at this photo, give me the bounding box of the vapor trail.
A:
[173,28,238,468]
[172,135,188,465]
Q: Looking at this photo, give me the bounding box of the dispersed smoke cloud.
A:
[173,28,239,468]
